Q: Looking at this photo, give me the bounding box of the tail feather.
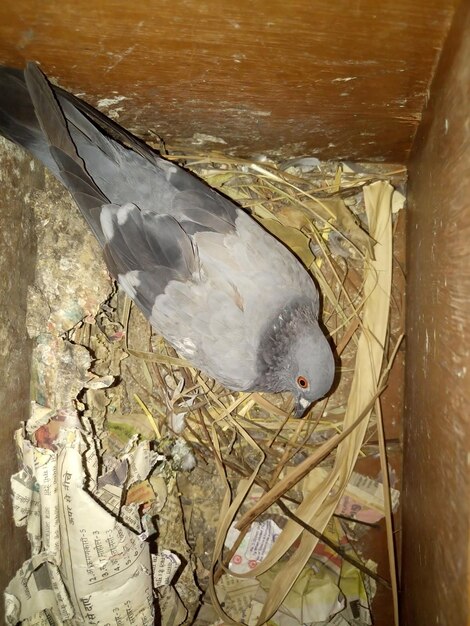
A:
[55,82,160,167]
[0,62,238,241]
[0,63,161,221]
[0,66,62,177]
[2,63,109,243]
[24,63,77,161]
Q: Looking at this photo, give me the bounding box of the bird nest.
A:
[67,151,405,624]
[72,154,404,624]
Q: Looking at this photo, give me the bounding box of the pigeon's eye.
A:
[296,376,309,389]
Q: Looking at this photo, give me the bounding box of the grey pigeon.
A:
[0,62,335,416]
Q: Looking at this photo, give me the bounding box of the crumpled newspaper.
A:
[5,403,186,626]
[196,488,381,626]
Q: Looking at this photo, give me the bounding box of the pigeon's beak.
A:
[293,397,311,418]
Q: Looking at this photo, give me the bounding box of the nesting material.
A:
[7,146,405,626]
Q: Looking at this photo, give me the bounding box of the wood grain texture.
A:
[0,0,457,162]
[403,1,470,623]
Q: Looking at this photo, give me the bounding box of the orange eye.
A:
[296,376,309,389]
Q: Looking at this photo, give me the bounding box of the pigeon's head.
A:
[256,299,335,417]
[288,327,336,416]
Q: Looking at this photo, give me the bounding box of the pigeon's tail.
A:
[0,66,63,177]
[0,64,109,244]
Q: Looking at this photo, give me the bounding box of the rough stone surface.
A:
[0,137,39,609]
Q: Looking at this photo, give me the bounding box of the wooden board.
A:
[0,0,457,162]
[403,0,470,623]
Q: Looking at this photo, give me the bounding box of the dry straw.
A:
[121,153,403,625]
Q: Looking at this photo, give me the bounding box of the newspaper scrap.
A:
[256,564,345,625]
[226,519,283,574]
[251,519,375,626]
[5,402,184,626]
[214,575,261,624]
[334,556,376,625]
[153,552,188,626]
[306,518,375,624]
[205,515,374,626]
[205,552,372,626]
[203,567,341,626]
[153,550,181,588]
[157,586,188,626]
[308,467,400,525]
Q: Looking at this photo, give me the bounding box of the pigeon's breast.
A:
[149,210,319,391]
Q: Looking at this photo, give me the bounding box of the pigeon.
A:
[0,62,335,416]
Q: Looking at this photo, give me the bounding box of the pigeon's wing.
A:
[51,68,239,232]
[94,196,262,392]
[99,200,257,390]
[0,64,124,207]
[170,188,238,234]
[24,62,110,243]
[13,64,239,235]
[60,97,239,232]
[20,63,167,223]
[53,80,161,167]
[100,203,198,311]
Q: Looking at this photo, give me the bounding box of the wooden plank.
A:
[0,0,457,162]
[403,0,470,623]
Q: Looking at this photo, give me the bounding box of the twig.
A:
[277,500,391,590]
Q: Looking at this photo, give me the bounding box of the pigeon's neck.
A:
[254,297,317,392]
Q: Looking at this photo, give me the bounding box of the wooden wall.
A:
[0,0,457,162]
[403,1,470,623]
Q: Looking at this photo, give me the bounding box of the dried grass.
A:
[111,154,405,625]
